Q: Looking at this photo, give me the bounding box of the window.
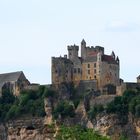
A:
[74,68,76,73]
[94,69,96,74]
[88,70,90,74]
[87,64,90,68]
[94,75,96,79]
[94,63,96,68]
[78,68,80,73]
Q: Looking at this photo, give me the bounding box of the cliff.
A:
[1,84,140,140]
[0,98,140,140]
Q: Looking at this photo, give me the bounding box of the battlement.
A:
[86,46,104,51]
[67,44,79,51]
[52,56,72,64]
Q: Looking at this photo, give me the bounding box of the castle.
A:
[52,39,120,93]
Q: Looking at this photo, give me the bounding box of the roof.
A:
[137,75,140,79]
[102,55,117,64]
[0,71,23,88]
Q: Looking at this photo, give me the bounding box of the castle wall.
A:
[78,80,97,93]
[98,62,119,90]
[82,62,97,80]
[117,82,140,95]
[51,57,73,85]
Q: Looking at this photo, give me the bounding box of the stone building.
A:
[0,71,30,96]
[137,75,140,83]
[52,39,120,92]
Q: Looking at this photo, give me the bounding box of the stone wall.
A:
[117,82,140,96]
[51,57,73,85]
[78,80,97,93]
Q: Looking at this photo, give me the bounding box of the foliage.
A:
[0,86,57,121]
[105,89,140,123]
[53,101,75,119]
[43,88,56,98]
[56,125,110,140]
[119,134,129,140]
[88,104,104,119]
[129,96,140,117]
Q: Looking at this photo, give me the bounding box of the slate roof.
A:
[102,55,117,64]
[0,71,23,88]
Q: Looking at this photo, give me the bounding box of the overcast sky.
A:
[0,0,140,84]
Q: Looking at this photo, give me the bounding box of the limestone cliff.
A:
[1,97,140,140]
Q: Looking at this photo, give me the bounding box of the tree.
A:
[53,101,75,119]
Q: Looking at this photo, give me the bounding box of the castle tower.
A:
[67,44,79,60]
[81,39,86,59]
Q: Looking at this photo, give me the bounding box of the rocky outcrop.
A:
[1,96,140,140]
[75,102,93,129]
[92,114,137,140]
[44,98,53,125]
[0,124,7,140]
[0,118,57,140]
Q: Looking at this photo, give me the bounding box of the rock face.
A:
[0,124,7,140]
[93,114,137,140]
[1,97,140,140]
[44,98,53,125]
[0,118,57,140]
[75,102,93,129]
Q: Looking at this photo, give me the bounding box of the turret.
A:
[111,51,115,59]
[67,44,79,60]
[116,56,119,64]
[81,39,86,59]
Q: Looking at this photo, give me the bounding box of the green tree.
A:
[53,101,75,119]
[6,105,20,120]
[56,125,110,140]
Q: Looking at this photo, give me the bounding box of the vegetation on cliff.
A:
[88,89,140,124]
[0,83,139,139]
[56,125,110,140]
[0,86,57,121]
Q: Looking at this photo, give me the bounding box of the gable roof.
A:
[0,71,24,88]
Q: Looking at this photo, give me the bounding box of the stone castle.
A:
[52,39,120,93]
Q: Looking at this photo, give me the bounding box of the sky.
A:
[0,0,140,84]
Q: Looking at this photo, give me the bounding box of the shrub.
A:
[43,88,56,98]
[88,104,104,119]
[56,125,110,140]
[53,101,75,119]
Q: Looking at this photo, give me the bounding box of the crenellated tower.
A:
[81,39,86,59]
[67,44,79,60]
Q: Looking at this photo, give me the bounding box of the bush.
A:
[43,88,56,98]
[53,101,75,119]
[6,105,20,120]
[56,125,110,140]
[88,104,104,119]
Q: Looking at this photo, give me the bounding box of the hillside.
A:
[0,83,140,140]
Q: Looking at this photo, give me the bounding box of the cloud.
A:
[105,21,139,32]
